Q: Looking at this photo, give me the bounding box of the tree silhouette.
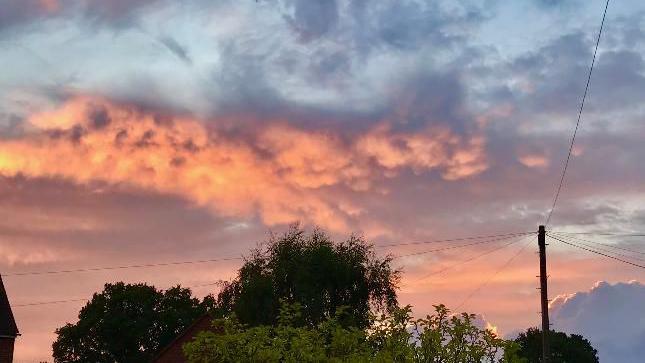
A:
[514,327,599,363]
[52,282,212,363]
[213,225,400,328]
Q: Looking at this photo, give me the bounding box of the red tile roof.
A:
[153,314,214,363]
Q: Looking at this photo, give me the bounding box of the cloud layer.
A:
[551,281,645,363]
[0,97,486,232]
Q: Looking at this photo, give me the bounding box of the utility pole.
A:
[538,225,550,362]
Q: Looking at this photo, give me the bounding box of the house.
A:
[0,274,18,363]
[153,314,214,363]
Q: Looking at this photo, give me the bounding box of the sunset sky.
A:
[1,0,645,362]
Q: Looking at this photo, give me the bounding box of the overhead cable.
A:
[547,233,645,269]
[545,0,610,226]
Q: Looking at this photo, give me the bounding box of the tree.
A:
[52,282,211,363]
[213,226,400,328]
[514,327,599,363]
[183,302,525,362]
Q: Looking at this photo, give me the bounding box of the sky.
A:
[0,0,644,361]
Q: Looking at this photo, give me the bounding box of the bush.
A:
[183,302,525,363]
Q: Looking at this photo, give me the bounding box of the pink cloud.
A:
[0,97,488,232]
[518,154,549,168]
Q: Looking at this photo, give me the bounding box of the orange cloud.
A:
[356,125,487,180]
[39,0,60,13]
[0,97,488,231]
[518,154,549,168]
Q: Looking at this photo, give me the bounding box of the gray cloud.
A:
[81,0,161,25]
[158,36,192,64]
[283,0,339,41]
[0,0,53,31]
[479,20,645,121]
[0,0,162,33]
[342,0,486,61]
[551,281,645,363]
[4,1,645,239]
[87,104,112,129]
[531,0,581,9]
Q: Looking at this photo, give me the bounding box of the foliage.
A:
[52,282,212,363]
[183,302,525,363]
[514,327,599,363]
[214,225,400,328]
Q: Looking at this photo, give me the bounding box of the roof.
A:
[0,274,18,337]
[153,314,214,363]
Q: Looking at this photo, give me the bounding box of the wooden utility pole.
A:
[538,225,550,362]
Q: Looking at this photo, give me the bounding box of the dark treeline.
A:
[52,226,598,363]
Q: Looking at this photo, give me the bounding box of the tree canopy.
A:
[184,302,525,363]
[213,226,400,328]
[50,228,601,363]
[52,282,212,363]
[514,327,599,363]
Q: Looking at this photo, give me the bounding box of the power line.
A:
[412,234,533,283]
[455,235,533,312]
[13,298,88,308]
[375,231,533,248]
[11,281,224,309]
[550,231,645,238]
[547,233,645,270]
[550,232,645,258]
[545,0,610,227]
[553,234,645,263]
[4,256,243,278]
[5,230,534,309]
[393,234,526,259]
[5,232,533,278]
[9,232,533,307]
